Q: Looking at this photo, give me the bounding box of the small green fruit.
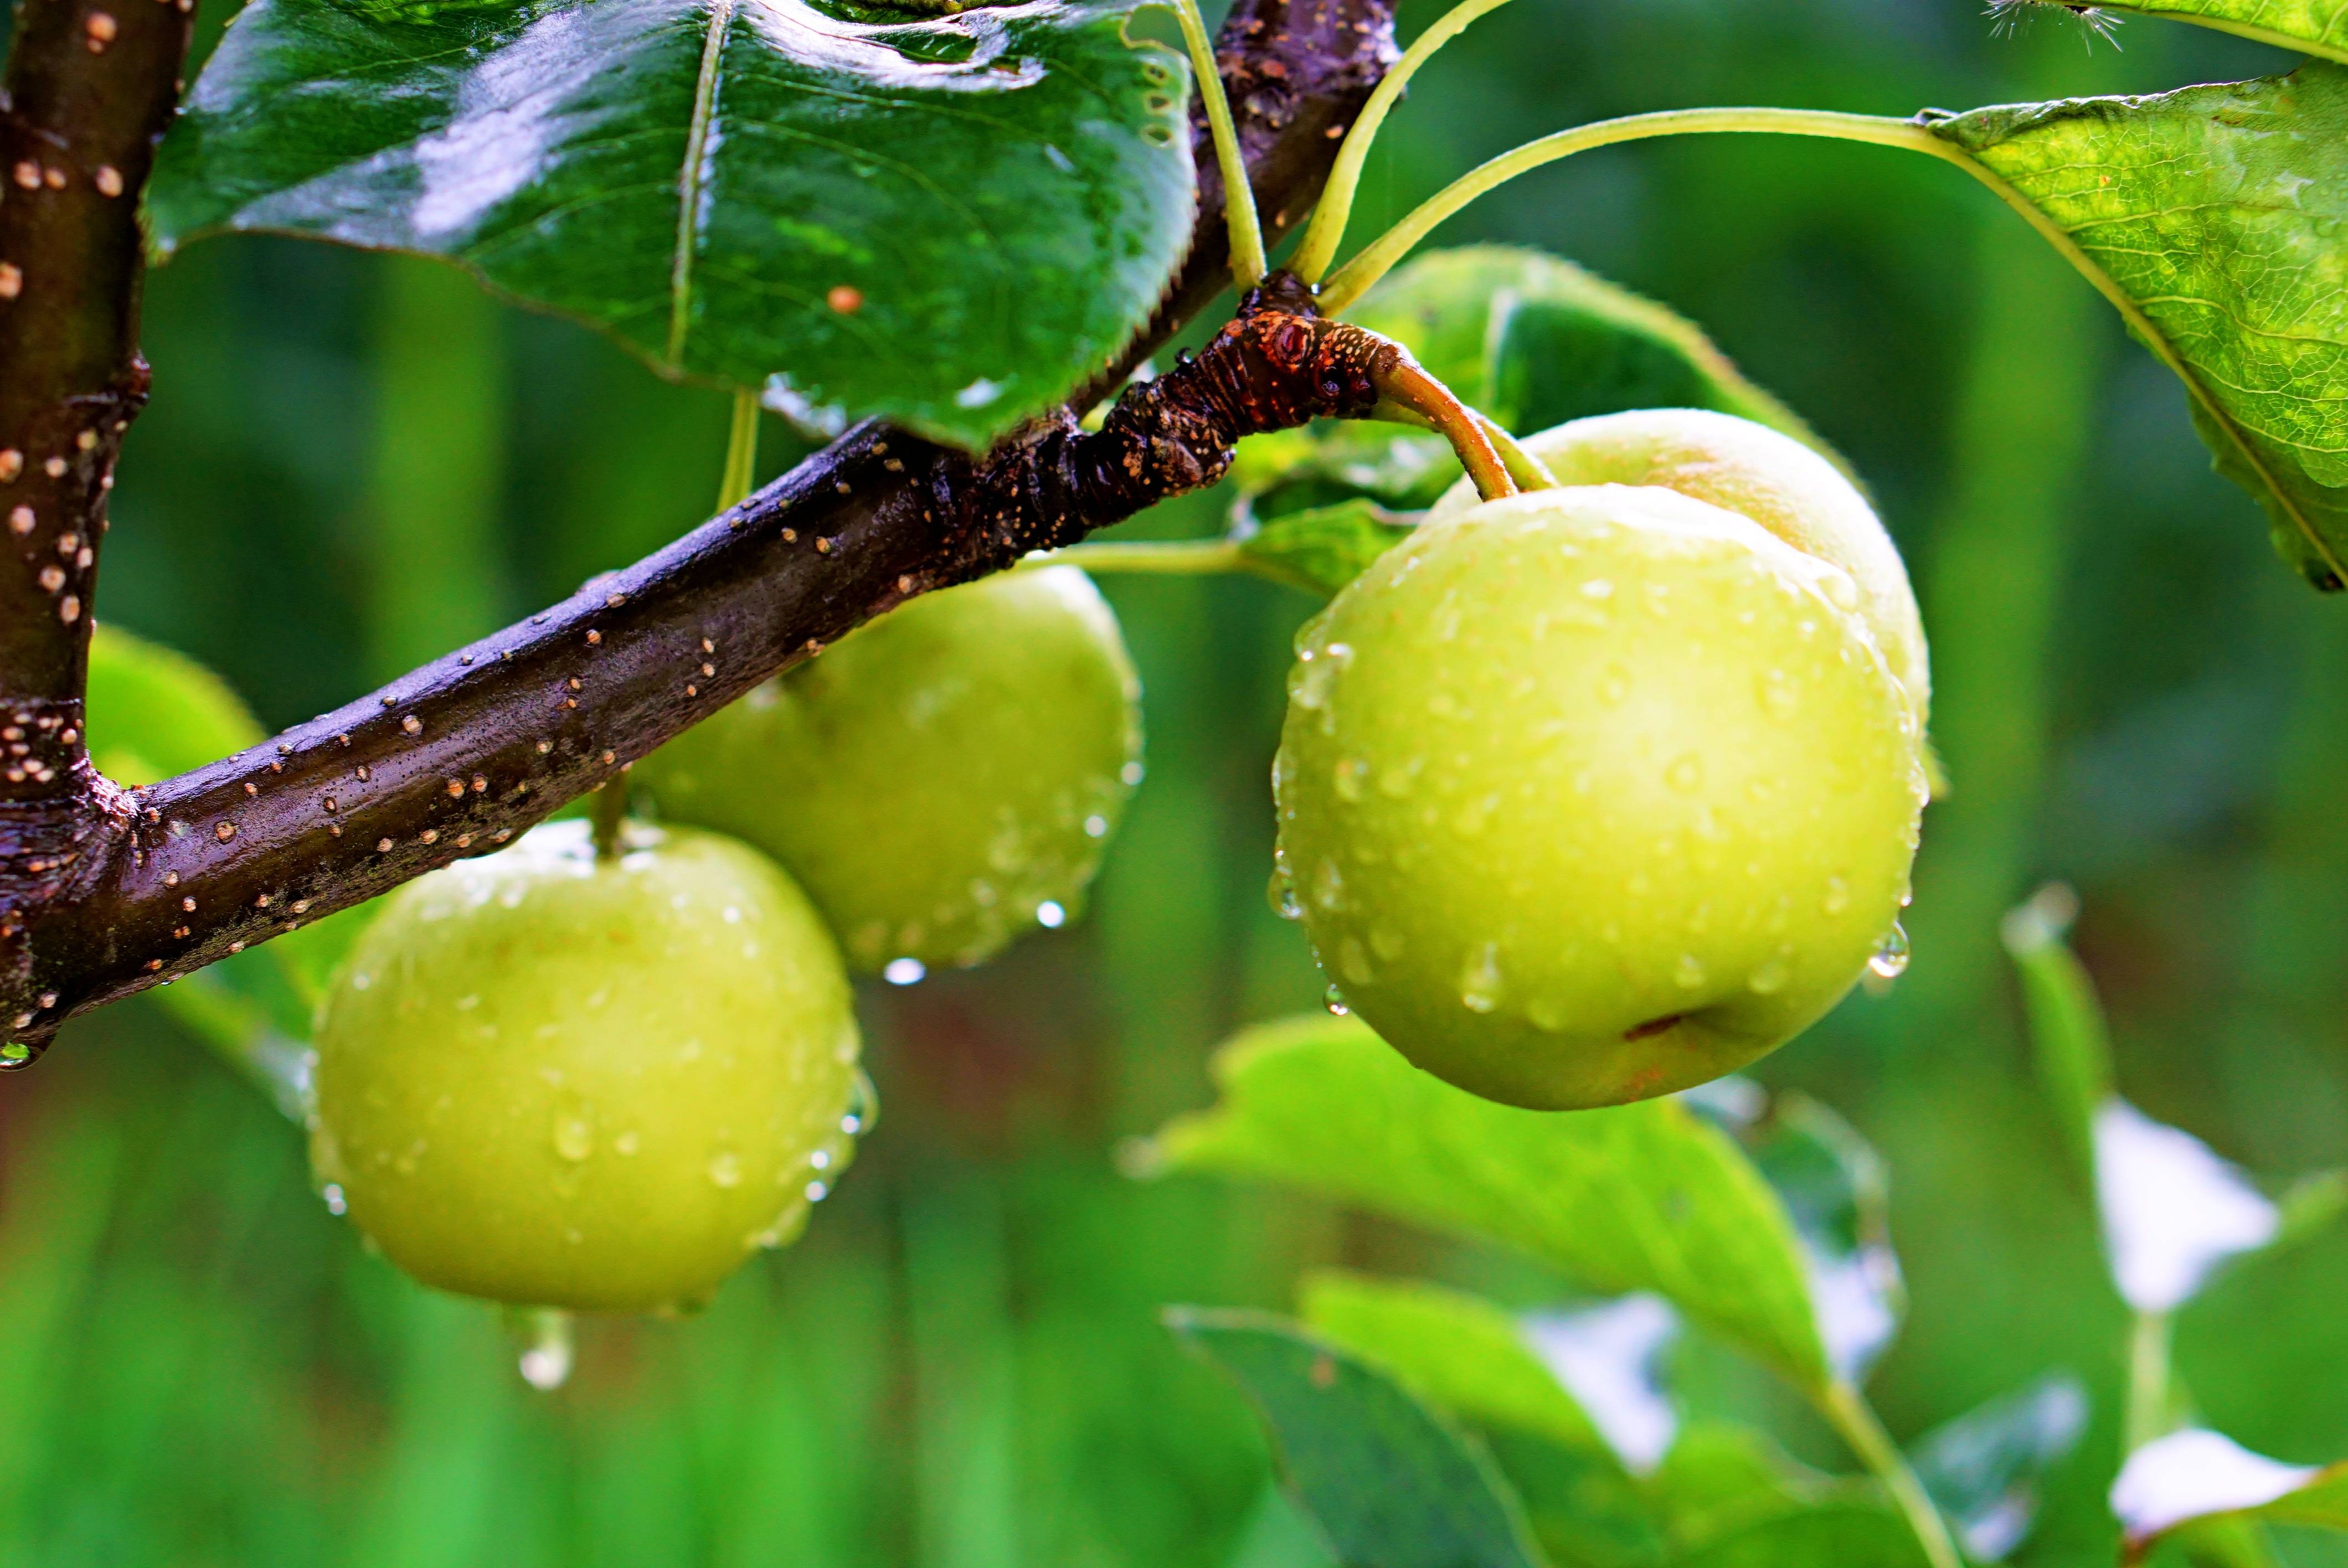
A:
[312,821,862,1312]
[1429,408,1929,725]
[1276,484,1926,1110]
[639,566,1141,973]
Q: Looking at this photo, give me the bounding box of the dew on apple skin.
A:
[708,1152,743,1189]
[1674,953,1707,989]
[1323,983,1350,1017]
[1459,944,1503,1013]
[1822,876,1851,916]
[552,1111,594,1162]
[509,1306,574,1391]
[321,1183,347,1216]
[1036,900,1065,928]
[1868,922,1911,979]
[1747,956,1791,995]
[883,957,926,986]
[1267,858,1303,920]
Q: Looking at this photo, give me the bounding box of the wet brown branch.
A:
[0,0,1399,1055]
[0,0,192,802]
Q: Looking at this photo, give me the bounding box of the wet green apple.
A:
[1429,409,1929,726]
[638,566,1141,973]
[1276,484,1927,1110]
[311,820,863,1312]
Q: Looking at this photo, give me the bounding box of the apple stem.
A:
[591,772,630,862]
[1289,0,1516,286]
[1318,107,1989,315]
[716,389,761,513]
[1167,0,1269,289]
[1368,359,1515,502]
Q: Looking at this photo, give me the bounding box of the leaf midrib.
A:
[668,0,739,367]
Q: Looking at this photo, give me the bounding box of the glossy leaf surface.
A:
[1168,1309,1548,1568]
[1928,65,2348,589]
[148,0,1194,449]
[1144,1017,1831,1393]
[1991,0,2348,60]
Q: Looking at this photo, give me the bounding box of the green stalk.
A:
[2125,1310,2175,1454]
[1043,539,1247,575]
[717,387,762,512]
[1289,0,1517,285]
[1819,1380,1964,1568]
[1167,0,1268,288]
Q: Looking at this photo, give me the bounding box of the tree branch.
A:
[0,0,1398,1056]
[0,0,190,803]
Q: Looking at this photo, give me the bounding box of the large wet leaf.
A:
[1141,1016,1832,1394]
[1991,0,2348,61]
[1168,1310,1549,1568]
[1926,65,2348,590]
[148,0,1193,450]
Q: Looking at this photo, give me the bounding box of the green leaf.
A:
[1646,1423,1885,1552]
[1141,1016,1832,1394]
[148,0,1192,450]
[1168,1309,1549,1568]
[1988,0,2348,63]
[1232,499,1420,597]
[1908,1376,2088,1562]
[1685,1083,1905,1384]
[1668,1506,1927,1568]
[1925,65,2348,590]
[1297,1272,1614,1458]
[1230,246,1847,523]
[1999,885,2111,1188]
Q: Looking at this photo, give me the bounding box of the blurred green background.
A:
[2,0,2342,1561]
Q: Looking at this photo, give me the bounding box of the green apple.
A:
[639,566,1141,973]
[311,819,863,1312]
[1276,484,1927,1110]
[1428,409,1929,726]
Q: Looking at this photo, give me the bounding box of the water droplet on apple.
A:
[1311,858,1345,912]
[708,1152,743,1188]
[1822,876,1850,916]
[511,1307,573,1391]
[553,1111,594,1162]
[1036,900,1065,928]
[1666,755,1703,794]
[1459,943,1503,1013]
[1674,953,1707,989]
[1748,957,1791,995]
[321,1183,347,1215]
[1324,983,1350,1017]
[883,957,925,985]
[1268,858,1304,920]
[1333,757,1367,802]
[1868,922,1910,979]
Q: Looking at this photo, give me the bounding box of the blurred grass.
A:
[4,0,2348,1561]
